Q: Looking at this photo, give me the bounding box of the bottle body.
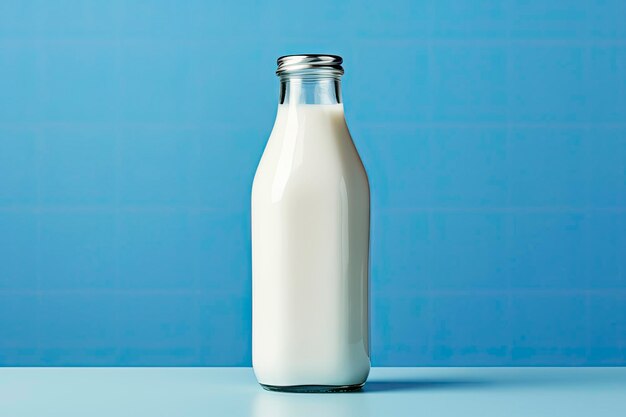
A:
[252,88,370,389]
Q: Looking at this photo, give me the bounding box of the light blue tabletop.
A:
[1,367,625,416]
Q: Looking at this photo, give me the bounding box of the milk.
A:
[251,103,370,389]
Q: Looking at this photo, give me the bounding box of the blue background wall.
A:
[1,1,625,366]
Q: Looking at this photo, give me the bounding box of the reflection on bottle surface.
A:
[252,391,370,417]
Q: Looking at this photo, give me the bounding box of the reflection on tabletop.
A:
[252,390,370,417]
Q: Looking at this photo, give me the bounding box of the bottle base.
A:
[260,382,364,393]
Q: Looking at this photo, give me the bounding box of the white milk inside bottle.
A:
[251,55,370,392]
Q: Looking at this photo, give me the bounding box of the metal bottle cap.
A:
[276,54,344,76]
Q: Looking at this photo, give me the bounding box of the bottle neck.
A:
[279,76,342,105]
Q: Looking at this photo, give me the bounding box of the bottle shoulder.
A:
[253,132,367,184]
[253,105,368,198]
[253,142,368,205]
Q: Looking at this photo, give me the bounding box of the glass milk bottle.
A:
[251,55,370,392]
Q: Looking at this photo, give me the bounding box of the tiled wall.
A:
[0,1,625,365]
